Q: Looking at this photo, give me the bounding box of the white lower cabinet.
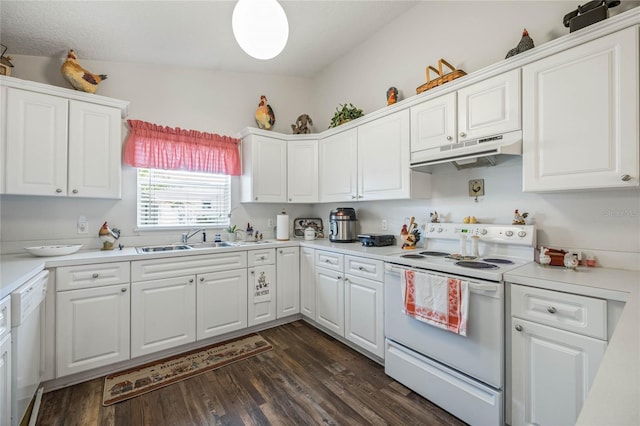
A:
[276,247,300,318]
[300,247,315,319]
[312,250,385,359]
[56,283,130,377]
[0,332,10,426]
[344,274,384,358]
[131,276,196,358]
[510,284,608,426]
[248,264,277,326]
[315,266,345,335]
[196,269,248,340]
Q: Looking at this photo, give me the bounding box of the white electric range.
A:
[384,223,535,426]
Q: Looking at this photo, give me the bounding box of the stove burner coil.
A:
[401,254,426,259]
[419,251,450,257]
[455,261,499,269]
[482,258,515,265]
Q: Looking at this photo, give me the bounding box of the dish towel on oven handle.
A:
[401,269,469,336]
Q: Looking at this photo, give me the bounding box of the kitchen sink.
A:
[187,241,236,249]
[136,244,192,253]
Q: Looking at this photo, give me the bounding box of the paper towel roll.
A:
[276,213,289,241]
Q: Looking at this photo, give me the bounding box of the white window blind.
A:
[137,168,230,228]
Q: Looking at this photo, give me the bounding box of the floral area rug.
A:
[102,333,272,405]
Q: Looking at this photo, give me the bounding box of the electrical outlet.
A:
[381,219,388,231]
[77,215,88,234]
[267,219,274,228]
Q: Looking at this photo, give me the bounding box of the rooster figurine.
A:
[505,28,535,59]
[99,221,121,251]
[255,95,275,130]
[61,49,107,94]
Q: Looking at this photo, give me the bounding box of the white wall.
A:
[1,2,639,269]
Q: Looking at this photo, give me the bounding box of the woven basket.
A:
[416,59,467,94]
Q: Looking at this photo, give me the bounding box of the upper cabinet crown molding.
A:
[0,75,129,118]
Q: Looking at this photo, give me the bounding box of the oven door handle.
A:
[468,282,500,292]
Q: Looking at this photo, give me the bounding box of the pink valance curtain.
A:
[123,120,241,176]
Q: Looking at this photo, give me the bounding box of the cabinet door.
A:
[511,318,606,426]
[68,100,122,198]
[0,86,6,193]
[248,264,276,326]
[56,284,130,377]
[241,134,287,202]
[457,69,521,142]
[196,269,248,340]
[315,267,344,335]
[523,27,639,191]
[300,247,315,319]
[344,274,384,358]
[0,333,10,426]
[358,110,411,201]
[5,88,68,196]
[131,276,196,358]
[276,247,300,318]
[410,92,456,154]
[287,139,318,203]
[319,128,358,202]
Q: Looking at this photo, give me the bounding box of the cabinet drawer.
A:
[0,296,10,340]
[247,249,275,267]
[132,252,247,282]
[57,262,130,291]
[345,255,383,281]
[511,284,607,340]
[315,250,344,272]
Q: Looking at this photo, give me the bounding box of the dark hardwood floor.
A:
[36,321,466,425]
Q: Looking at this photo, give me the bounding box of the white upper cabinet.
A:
[358,109,429,201]
[522,26,639,191]
[411,69,521,161]
[241,133,287,203]
[1,77,127,198]
[319,110,430,202]
[319,128,358,202]
[287,139,318,203]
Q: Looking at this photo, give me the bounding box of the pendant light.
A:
[232,0,289,60]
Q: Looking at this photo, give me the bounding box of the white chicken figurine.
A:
[255,95,275,130]
[61,49,108,94]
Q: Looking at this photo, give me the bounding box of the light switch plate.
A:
[469,179,485,197]
[77,215,88,234]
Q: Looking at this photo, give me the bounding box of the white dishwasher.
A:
[11,270,48,426]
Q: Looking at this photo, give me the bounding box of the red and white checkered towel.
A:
[401,269,469,336]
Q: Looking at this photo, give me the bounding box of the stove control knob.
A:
[517,231,526,237]
[480,229,488,235]
[505,230,514,237]
[429,227,435,233]
[437,228,443,233]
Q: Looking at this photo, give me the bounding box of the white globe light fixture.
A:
[232,0,289,60]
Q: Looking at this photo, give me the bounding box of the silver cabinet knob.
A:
[515,324,523,332]
[250,270,255,275]
[72,189,78,194]
[189,279,194,283]
[288,198,292,202]
[255,197,258,201]
[337,275,342,280]
[200,277,205,282]
[260,256,265,260]
[56,188,63,193]
[547,306,557,314]
[92,273,99,278]
[446,135,453,141]
[279,250,283,254]
[351,195,357,199]
[459,132,467,138]
[121,288,127,293]
[358,266,364,270]
[621,174,632,182]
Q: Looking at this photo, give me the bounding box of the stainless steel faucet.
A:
[181,228,205,244]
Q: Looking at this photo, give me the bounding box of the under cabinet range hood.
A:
[411,130,522,171]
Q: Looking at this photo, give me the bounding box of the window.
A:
[137,168,230,228]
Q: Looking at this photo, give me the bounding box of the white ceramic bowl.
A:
[24,244,83,257]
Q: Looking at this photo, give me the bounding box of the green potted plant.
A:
[225,224,241,242]
[329,103,364,128]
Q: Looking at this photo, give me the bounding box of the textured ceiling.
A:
[0,0,419,77]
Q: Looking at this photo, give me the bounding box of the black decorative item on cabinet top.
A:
[563,0,620,32]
